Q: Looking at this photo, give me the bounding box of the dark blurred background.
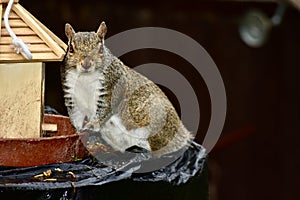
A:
[20,0,300,199]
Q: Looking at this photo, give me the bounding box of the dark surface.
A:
[0,174,208,200]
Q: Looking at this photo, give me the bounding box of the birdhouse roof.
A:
[0,0,67,63]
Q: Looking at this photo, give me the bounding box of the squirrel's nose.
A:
[81,59,92,69]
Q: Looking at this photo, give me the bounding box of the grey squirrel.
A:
[61,22,194,156]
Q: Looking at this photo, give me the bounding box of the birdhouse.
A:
[0,0,67,138]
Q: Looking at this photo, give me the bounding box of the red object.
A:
[0,114,89,167]
[211,125,255,154]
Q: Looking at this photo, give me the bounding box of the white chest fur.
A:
[65,70,104,130]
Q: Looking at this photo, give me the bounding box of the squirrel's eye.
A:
[69,44,74,54]
[99,44,104,54]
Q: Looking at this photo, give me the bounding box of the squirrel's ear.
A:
[65,23,75,41]
[97,21,107,42]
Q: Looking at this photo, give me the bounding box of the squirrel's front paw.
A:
[82,121,100,132]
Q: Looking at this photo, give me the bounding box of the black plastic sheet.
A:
[0,142,207,200]
[0,141,205,187]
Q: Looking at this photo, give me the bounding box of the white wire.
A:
[4,0,32,60]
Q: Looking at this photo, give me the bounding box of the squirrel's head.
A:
[65,22,107,73]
